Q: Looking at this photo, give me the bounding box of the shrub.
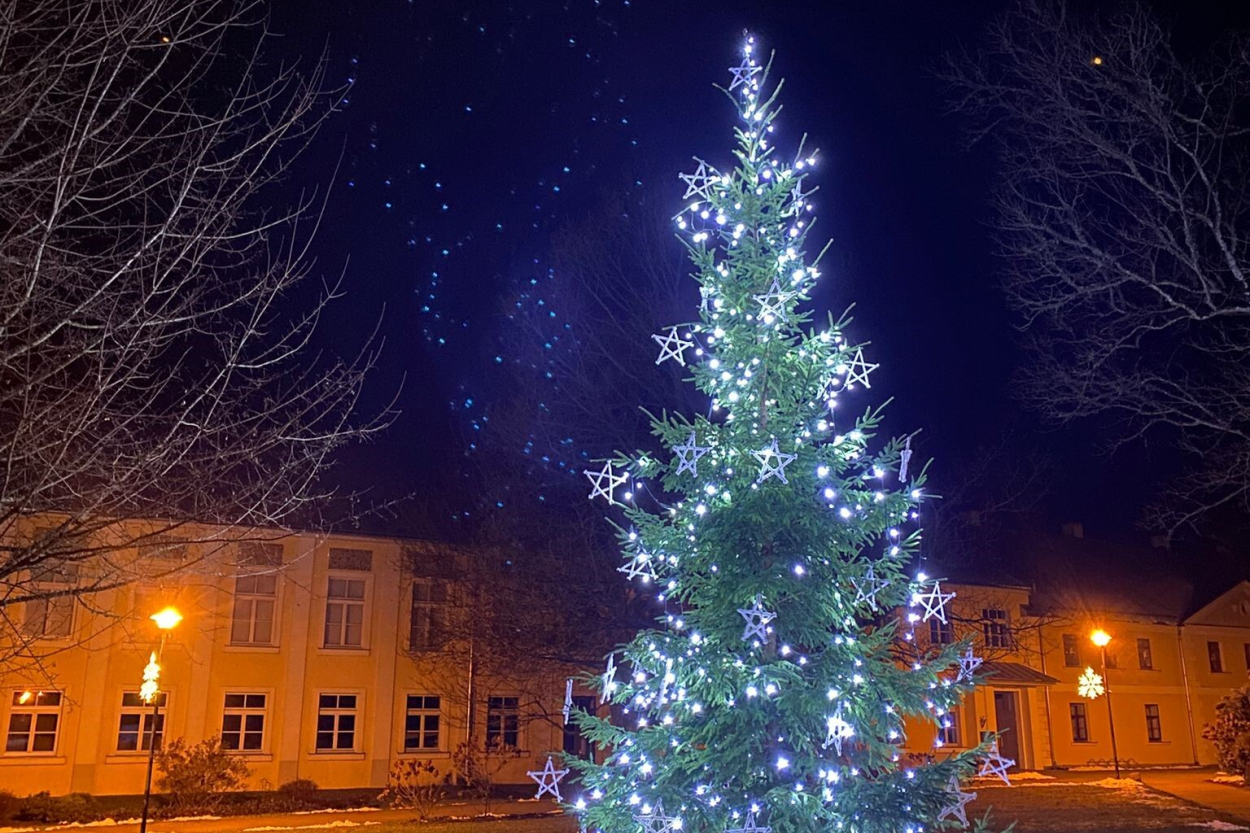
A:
[1204,685,1250,780]
[155,736,251,814]
[279,778,320,797]
[16,791,101,824]
[0,790,19,823]
[381,759,446,821]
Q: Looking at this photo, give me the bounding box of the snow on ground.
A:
[291,808,382,816]
[244,821,382,831]
[1005,771,1055,781]
[1211,774,1247,786]
[1187,822,1250,831]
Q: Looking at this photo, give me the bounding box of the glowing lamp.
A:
[150,606,182,630]
[1090,629,1112,647]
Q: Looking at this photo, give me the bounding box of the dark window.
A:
[5,691,61,753]
[486,696,519,750]
[983,609,1011,649]
[1145,704,1163,742]
[1209,642,1225,673]
[1069,703,1089,742]
[117,692,166,751]
[221,693,266,751]
[231,574,277,645]
[929,619,953,645]
[1137,638,1154,670]
[410,581,448,651]
[563,695,597,757]
[315,694,358,751]
[404,695,441,751]
[1105,649,1119,670]
[1062,634,1081,667]
[939,708,962,746]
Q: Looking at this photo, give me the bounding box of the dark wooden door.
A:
[992,691,1022,769]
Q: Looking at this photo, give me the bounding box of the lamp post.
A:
[1090,628,1120,779]
[139,606,182,833]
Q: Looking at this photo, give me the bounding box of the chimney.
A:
[1061,521,1084,539]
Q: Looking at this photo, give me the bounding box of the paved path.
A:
[1140,769,1250,823]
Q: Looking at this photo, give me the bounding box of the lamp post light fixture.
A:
[1090,628,1121,779]
[139,606,182,833]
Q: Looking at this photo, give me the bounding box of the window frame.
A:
[1062,634,1082,667]
[1069,702,1090,743]
[22,582,76,641]
[928,618,953,646]
[221,692,269,754]
[5,689,63,755]
[485,695,521,751]
[403,694,442,753]
[1208,641,1225,674]
[323,574,370,649]
[982,608,1011,650]
[1137,638,1154,670]
[315,693,361,753]
[1145,703,1163,742]
[938,706,962,747]
[116,690,167,753]
[230,571,280,647]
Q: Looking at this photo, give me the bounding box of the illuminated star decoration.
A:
[850,564,890,611]
[753,438,796,485]
[585,461,628,504]
[618,547,659,584]
[725,808,770,833]
[978,741,1016,785]
[526,756,569,801]
[728,59,762,91]
[937,776,977,826]
[600,653,616,704]
[956,646,984,683]
[899,436,913,481]
[824,708,855,755]
[672,430,711,477]
[1078,666,1105,699]
[562,678,573,722]
[633,801,678,833]
[912,579,956,624]
[652,326,694,366]
[679,160,717,201]
[737,594,776,643]
[753,278,796,325]
[843,346,878,389]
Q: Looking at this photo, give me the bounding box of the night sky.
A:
[266,0,1250,586]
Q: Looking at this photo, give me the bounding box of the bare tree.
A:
[0,0,381,669]
[944,0,1250,533]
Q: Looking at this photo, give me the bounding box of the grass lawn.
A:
[341,815,577,833]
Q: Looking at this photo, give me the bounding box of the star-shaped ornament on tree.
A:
[850,564,890,611]
[737,594,776,643]
[824,708,855,755]
[672,430,711,477]
[725,808,770,833]
[937,776,977,826]
[562,678,573,722]
[618,548,659,584]
[899,436,914,481]
[585,461,628,504]
[912,579,955,624]
[956,645,984,683]
[526,756,569,801]
[843,346,878,389]
[679,160,718,201]
[652,326,694,366]
[634,801,678,833]
[753,278,796,326]
[753,438,796,485]
[728,59,762,91]
[978,741,1015,785]
[600,653,616,704]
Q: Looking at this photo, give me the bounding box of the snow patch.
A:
[1212,774,1247,786]
[1188,823,1250,831]
[291,808,381,816]
[244,822,382,831]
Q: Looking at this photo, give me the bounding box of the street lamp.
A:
[140,606,181,833]
[1090,628,1121,779]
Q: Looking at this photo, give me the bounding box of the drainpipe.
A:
[1176,625,1200,765]
[1037,627,1058,768]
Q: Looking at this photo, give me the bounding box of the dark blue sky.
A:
[268,0,1250,549]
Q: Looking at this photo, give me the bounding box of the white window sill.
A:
[317,647,370,656]
[309,751,366,761]
[224,644,281,653]
[0,755,65,764]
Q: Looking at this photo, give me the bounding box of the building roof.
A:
[981,661,1059,686]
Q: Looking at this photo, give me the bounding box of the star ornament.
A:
[912,580,955,625]
[753,278,796,326]
[585,461,628,504]
[824,708,855,756]
[849,564,890,611]
[843,346,878,389]
[753,438,797,485]
[653,326,694,366]
[562,678,574,722]
[978,741,1016,785]
[527,756,569,801]
[619,548,659,584]
[679,160,717,201]
[725,809,770,833]
[737,594,776,643]
[600,653,617,704]
[728,59,762,91]
[937,776,977,826]
[899,436,914,481]
[634,801,678,833]
[956,645,984,683]
[672,430,711,477]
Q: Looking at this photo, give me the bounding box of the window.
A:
[1145,704,1162,742]
[563,695,597,756]
[1062,634,1082,667]
[410,581,448,651]
[1209,641,1225,673]
[1137,638,1154,670]
[316,694,358,751]
[486,696,520,750]
[22,593,74,639]
[929,618,953,645]
[221,693,266,752]
[117,692,166,751]
[939,707,962,746]
[404,695,441,752]
[324,578,366,647]
[231,574,277,645]
[5,690,62,753]
[983,608,1011,649]
[1104,649,1119,670]
[1069,703,1089,742]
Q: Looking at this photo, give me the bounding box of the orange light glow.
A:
[1090,629,1112,647]
[150,606,183,630]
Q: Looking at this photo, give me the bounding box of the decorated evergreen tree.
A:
[556,38,1007,833]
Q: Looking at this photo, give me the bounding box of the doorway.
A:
[992,690,1023,770]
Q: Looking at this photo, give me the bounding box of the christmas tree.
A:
[564,38,1005,833]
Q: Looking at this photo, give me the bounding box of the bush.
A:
[380,759,447,820]
[1205,685,1250,780]
[279,778,320,797]
[155,736,251,814]
[0,790,19,823]
[16,791,101,824]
